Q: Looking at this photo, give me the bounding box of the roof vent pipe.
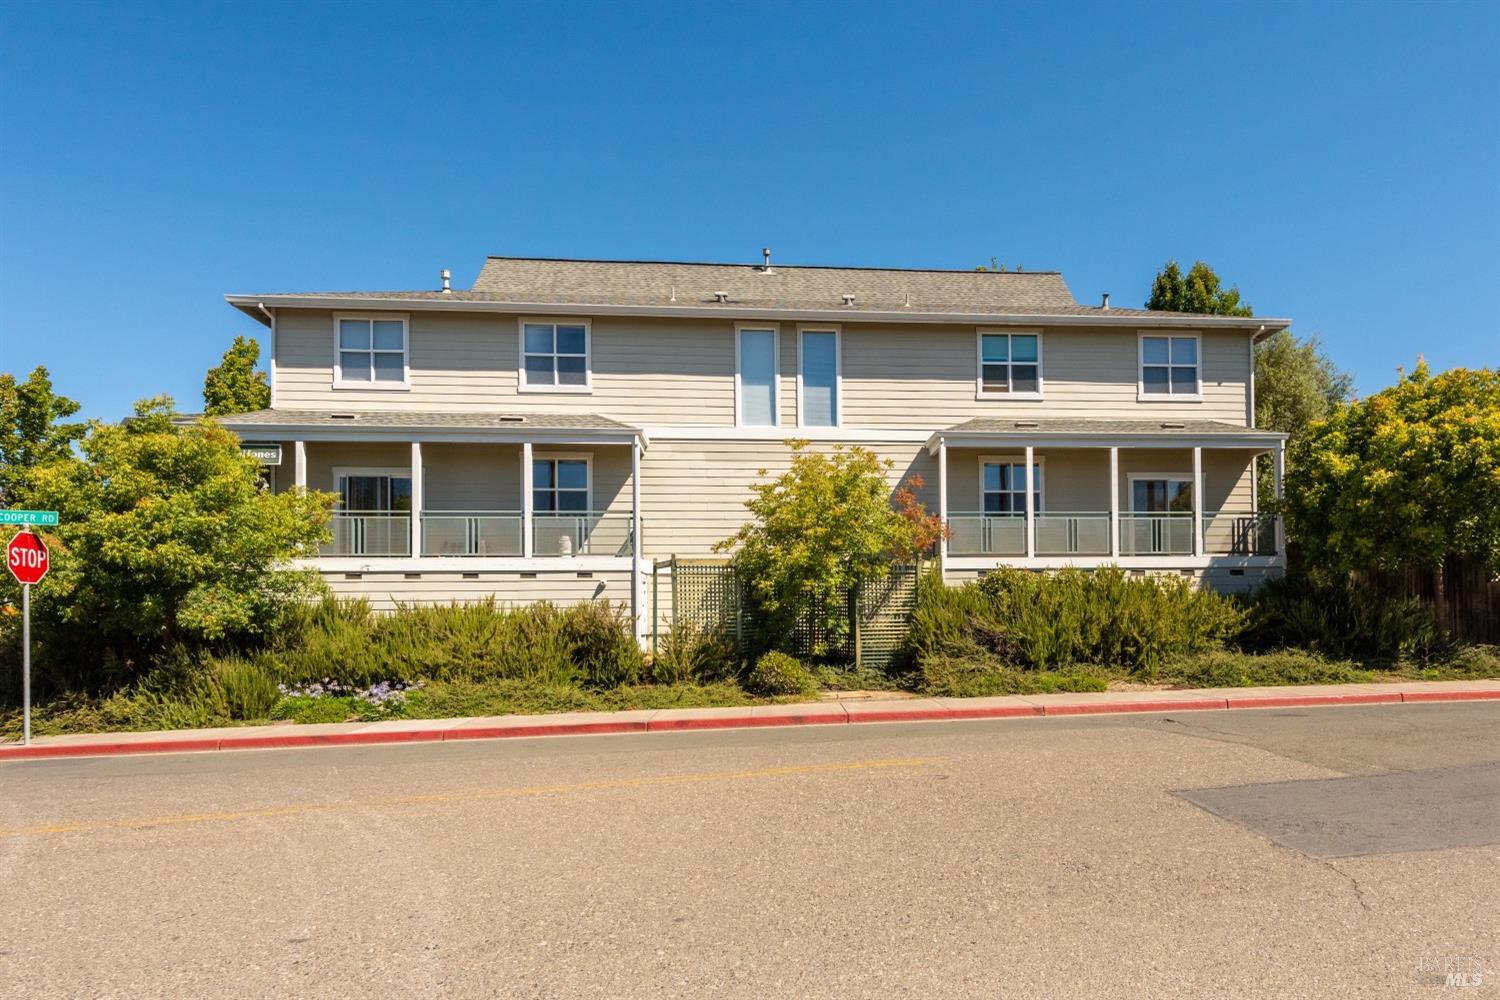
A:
[1101,292,1110,310]
[440,269,452,293]
[761,247,772,271]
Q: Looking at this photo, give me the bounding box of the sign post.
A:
[6,523,52,746]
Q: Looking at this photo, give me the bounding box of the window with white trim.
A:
[978,332,1041,395]
[982,461,1042,514]
[521,321,590,389]
[1140,335,1199,396]
[336,316,407,385]
[799,328,839,427]
[532,458,590,513]
[737,326,778,426]
[1131,477,1193,513]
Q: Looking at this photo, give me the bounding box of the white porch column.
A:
[521,441,534,558]
[630,436,644,640]
[1108,446,1120,560]
[1273,442,1286,559]
[293,440,307,490]
[1023,444,1035,559]
[1191,446,1203,557]
[409,441,424,558]
[937,438,948,565]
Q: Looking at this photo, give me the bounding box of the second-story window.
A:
[335,315,408,386]
[736,325,778,426]
[520,320,590,391]
[799,327,840,427]
[1140,334,1200,397]
[977,331,1042,397]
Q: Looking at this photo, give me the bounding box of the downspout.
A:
[257,302,277,408]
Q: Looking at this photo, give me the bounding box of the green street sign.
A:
[1,510,59,527]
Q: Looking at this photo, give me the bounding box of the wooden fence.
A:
[1358,556,1500,644]
[652,558,922,669]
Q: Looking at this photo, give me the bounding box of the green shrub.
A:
[214,656,280,720]
[1241,575,1446,662]
[746,651,817,697]
[908,567,1243,673]
[920,655,1108,697]
[1162,650,1376,688]
[561,601,643,687]
[272,696,357,724]
[649,623,738,684]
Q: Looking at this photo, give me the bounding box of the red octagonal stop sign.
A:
[7,530,49,585]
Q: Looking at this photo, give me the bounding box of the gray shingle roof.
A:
[206,409,637,432]
[945,418,1274,436]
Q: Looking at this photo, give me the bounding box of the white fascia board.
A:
[225,294,1291,332]
[643,425,931,443]
[298,556,635,573]
[925,431,1288,455]
[218,424,643,446]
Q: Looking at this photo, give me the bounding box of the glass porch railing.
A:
[421,511,523,557]
[1035,512,1111,556]
[321,511,411,557]
[1202,510,1279,556]
[1118,512,1195,556]
[532,511,635,557]
[946,512,1026,556]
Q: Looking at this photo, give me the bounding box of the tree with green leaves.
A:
[716,442,920,654]
[1285,363,1500,576]
[1146,259,1253,316]
[0,366,85,505]
[23,396,334,663]
[203,336,270,416]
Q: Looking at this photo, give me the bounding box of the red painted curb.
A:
[1041,699,1229,716]
[444,721,648,741]
[1400,689,1500,703]
[1225,692,1403,710]
[3,689,1497,761]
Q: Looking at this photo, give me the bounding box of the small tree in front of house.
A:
[716,442,922,655]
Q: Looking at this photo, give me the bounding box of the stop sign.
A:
[7,531,48,585]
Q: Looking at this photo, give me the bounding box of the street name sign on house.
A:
[0,509,59,527]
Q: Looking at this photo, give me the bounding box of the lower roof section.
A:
[927,417,1287,453]
[201,408,645,445]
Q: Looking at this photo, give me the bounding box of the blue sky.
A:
[2,1,1496,420]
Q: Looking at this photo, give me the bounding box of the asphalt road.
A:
[2,703,1497,999]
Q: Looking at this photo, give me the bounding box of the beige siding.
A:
[274,309,1252,429]
[639,439,936,558]
[840,325,1250,426]
[319,570,633,612]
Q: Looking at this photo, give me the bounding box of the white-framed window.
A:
[1128,474,1194,513]
[980,457,1043,514]
[797,325,840,428]
[1138,333,1201,399]
[519,319,591,393]
[332,467,413,511]
[334,314,409,388]
[532,454,592,513]
[976,330,1043,398]
[735,323,780,427]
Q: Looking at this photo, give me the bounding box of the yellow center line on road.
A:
[1,756,943,839]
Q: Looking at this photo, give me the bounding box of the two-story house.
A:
[219,255,1289,641]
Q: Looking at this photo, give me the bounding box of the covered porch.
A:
[929,418,1287,572]
[220,409,649,633]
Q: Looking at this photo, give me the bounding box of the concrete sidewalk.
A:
[3,678,1499,761]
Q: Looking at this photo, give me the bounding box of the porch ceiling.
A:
[202,409,646,446]
[927,417,1286,454]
